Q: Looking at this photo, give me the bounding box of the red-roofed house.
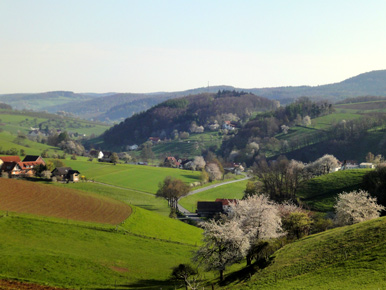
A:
[0,156,21,168]
[215,199,238,213]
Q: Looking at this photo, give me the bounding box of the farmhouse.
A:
[0,155,45,177]
[52,167,81,182]
[196,201,224,217]
[23,155,46,165]
[0,156,21,168]
[215,198,238,213]
[359,162,375,169]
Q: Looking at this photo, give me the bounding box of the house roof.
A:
[197,201,224,213]
[52,167,73,175]
[22,155,41,162]
[0,156,21,163]
[17,161,44,170]
[68,169,80,175]
[215,199,238,206]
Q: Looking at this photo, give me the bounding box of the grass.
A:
[0,110,110,136]
[179,180,249,212]
[310,112,362,130]
[152,131,223,158]
[64,159,201,193]
[297,169,371,212]
[0,131,61,156]
[55,181,171,216]
[226,216,386,289]
[0,204,203,289]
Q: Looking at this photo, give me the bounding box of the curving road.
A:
[177,174,251,217]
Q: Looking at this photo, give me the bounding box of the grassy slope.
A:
[0,131,61,155]
[64,160,201,193]
[297,169,370,212]
[179,180,249,212]
[0,204,202,289]
[152,131,223,158]
[227,217,386,289]
[0,110,109,136]
[58,182,171,216]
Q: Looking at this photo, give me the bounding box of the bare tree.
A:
[334,190,385,226]
[156,176,190,211]
[228,195,284,265]
[171,264,200,290]
[253,156,307,201]
[193,219,249,281]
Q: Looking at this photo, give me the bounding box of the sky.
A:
[1,0,386,94]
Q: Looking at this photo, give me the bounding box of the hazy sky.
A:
[1,0,386,93]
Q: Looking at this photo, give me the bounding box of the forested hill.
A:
[246,70,386,101]
[102,91,278,147]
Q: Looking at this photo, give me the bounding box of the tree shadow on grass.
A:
[181,174,200,180]
[94,279,176,290]
[219,261,268,287]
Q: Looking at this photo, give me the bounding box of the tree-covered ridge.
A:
[221,97,333,158]
[102,91,277,147]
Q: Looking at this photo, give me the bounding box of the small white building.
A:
[359,162,375,169]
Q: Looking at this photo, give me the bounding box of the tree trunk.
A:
[220,269,224,281]
[246,254,252,266]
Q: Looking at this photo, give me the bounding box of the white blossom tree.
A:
[193,156,206,171]
[306,154,340,176]
[228,195,284,265]
[334,190,385,226]
[193,219,249,281]
[205,163,222,181]
[302,115,311,127]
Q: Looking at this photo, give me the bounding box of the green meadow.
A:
[0,110,109,136]
[297,169,370,212]
[152,131,223,158]
[64,160,201,193]
[0,131,61,156]
[179,179,249,212]
[227,217,386,289]
[0,210,200,289]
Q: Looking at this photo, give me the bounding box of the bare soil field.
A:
[0,280,70,290]
[0,179,131,224]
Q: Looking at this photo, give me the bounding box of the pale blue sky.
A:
[1,0,386,93]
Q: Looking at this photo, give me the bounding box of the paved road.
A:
[177,174,251,217]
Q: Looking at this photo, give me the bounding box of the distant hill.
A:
[245,70,386,101]
[2,70,386,122]
[102,91,278,147]
[0,91,94,111]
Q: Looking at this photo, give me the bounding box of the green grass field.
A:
[226,216,386,289]
[56,182,171,216]
[0,110,109,136]
[0,203,203,289]
[64,160,201,193]
[297,169,370,212]
[152,131,223,158]
[179,180,249,212]
[0,131,61,156]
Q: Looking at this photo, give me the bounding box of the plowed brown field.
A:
[0,179,131,224]
[0,280,70,290]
